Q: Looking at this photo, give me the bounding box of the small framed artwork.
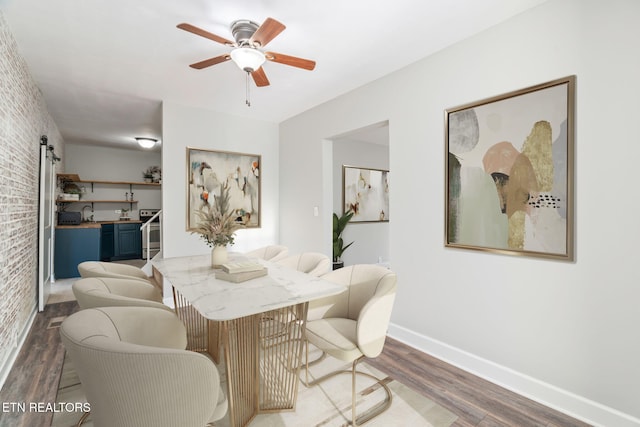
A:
[186,147,261,230]
[343,165,390,223]
[445,75,575,260]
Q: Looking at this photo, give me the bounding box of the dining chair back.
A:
[276,252,331,277]
[244,245,289,262]
[72,277,171,312]
[77,261,151,282]
[60,306,227,427]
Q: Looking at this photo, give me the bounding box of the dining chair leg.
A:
[352,358,357,426]
[303,340,328,387]
[305,338,310,386]
[350,356,393,426]
[304,354,393,425]
[75,410,90,426]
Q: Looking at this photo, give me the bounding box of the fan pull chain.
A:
[245,72,251,107]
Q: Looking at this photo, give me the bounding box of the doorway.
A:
[327,121,390,266]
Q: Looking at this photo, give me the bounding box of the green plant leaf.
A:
[332,210,354,261]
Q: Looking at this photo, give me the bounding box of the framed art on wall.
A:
[186,147,261,230]
[445,75,575,260]
[343,165,390,223]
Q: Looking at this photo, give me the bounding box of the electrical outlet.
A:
[115,209,121,214]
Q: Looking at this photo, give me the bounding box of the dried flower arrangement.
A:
[191,183,244,247]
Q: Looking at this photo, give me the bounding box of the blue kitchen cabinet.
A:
[54,227,101,278]
[100,222,141,261]
[100,223,114,261]
[112,223,142,260]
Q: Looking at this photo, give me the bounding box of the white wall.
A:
[161,101,279,258]
[332,139,389,266]
[279,1,640,425]
[64,143,161,221]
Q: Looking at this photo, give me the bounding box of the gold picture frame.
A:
[186,147,261,230]
[445,75,575,260]
[343,165,390,223]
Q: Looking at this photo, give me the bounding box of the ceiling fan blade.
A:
[265,52,316,71]
[249,17,285,47]
[177,23,235,46]
[189,54,231,69]
[251,67,270,87]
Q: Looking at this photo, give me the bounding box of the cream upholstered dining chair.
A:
[276,252,331,276]
[60,306,227,427]
[244,245,289,262]
[304,264,397,426]
[77,261,151,282]
[262,252,331,340]
[72,277,172,312]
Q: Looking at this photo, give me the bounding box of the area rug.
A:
[53,350,457,427]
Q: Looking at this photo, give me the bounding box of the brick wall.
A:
[0,11,64,378]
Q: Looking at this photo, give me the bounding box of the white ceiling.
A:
[1,0,548,150]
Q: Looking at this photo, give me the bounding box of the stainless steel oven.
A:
[139,209,161,259]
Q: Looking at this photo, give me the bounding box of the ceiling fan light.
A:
[230,47,265,72]
[136,137,157,149]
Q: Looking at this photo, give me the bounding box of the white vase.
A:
[211,245,228,268]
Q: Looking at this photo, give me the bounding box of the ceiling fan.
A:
[177,17,316,88]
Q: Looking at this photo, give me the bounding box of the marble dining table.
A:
[152,253,345,427]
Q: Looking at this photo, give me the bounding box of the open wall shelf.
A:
[56,173,160,209]
[57,174,161,188]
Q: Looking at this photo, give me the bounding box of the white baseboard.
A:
[0,306,38,391]
[388,323,640,427]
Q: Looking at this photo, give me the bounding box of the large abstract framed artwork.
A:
[187,147,261,230]
[343,165,390,223]
[445,76,575,260]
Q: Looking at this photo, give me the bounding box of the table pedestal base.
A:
[173,288,307,427]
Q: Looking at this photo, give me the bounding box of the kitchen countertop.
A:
[56,220,142,229]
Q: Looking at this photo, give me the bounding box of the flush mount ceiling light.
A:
[136,137,157,149]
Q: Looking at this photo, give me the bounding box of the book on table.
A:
[215,267,268,283]
[220,261,264,274]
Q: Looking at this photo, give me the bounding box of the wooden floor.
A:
[0,301,590,427]
[0,301,79,427]
[367,340,591,427]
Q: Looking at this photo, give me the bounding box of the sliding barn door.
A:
[38,144,56,311]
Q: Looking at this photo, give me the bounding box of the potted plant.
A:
[191,183,244,268]
[62,182,82,200]
[332,210,354,270]
[142,166,161,183]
